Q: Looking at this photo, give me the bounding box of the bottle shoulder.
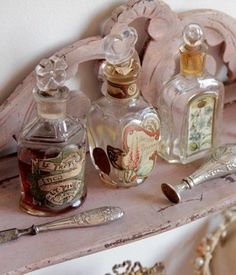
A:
[162,73,224,94]
[87,95,159,127]
[89,95,157,115]
[19,115,85,144]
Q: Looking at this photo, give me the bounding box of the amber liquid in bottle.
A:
[18,145,87,216]
[17,56,87,216]
[158,24,224,164]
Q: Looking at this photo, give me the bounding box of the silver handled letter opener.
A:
[0,206,124,244]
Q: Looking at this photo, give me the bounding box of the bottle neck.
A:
[37,100,67,119]
[179,45,206,77]
[106,79,139,99]
[33,87,68,120]
[104,59,140,99]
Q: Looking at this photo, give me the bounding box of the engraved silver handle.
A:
[0,206,124,244]
[35,206,124,233]
[161,144,236,203]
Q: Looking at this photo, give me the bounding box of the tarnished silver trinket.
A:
[161,144,236,203]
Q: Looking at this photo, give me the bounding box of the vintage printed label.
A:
[107,81,138,99]
[107,115,160,183]
[30,145,86,209]
[187,95,215,156]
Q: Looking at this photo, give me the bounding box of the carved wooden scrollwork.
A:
[103,0,236,104]
[1,0,236,149]
[0,37,103,149]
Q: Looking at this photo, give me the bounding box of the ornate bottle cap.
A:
[35,56,68,98]
[104,27,137,65]
[103,27,140,99]
[180,23,207,76]
[183,23,204,48]
[34,56,69,118]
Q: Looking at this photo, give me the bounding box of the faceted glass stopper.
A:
[104,27,138,65]
[183,23,204,48]
[35,56,67,91]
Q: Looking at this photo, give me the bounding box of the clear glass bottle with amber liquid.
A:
[87,27,160,187]
[17,56,87,216]
[158,23,224,164]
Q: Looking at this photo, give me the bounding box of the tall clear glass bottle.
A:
[158,23,224,164]
[17,56,87,216]
[87,27,160,188]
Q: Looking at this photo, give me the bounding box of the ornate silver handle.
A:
[161,144,236,203]
[0,206,124,244]
[35,206,124,233]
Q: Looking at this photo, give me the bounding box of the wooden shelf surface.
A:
[0,102,236,275]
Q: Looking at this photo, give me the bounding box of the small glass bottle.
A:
[158,23,224,164]
[87,27,160,187]
[17,56,87,216]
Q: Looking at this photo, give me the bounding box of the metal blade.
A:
[0,228,19,244]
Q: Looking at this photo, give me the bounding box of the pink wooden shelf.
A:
[0,102,236,274]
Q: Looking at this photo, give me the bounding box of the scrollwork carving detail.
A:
[1,0,236,149]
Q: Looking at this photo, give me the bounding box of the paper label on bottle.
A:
[30,145,86,209]
[107,115,160,183]
[107,81,138,99]
[187,94,215,156]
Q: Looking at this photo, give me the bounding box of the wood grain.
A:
[0,153,18,183]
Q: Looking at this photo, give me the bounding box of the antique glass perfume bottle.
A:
[87,27,160,187]
[158,23,224,164]
[17,56,87,216]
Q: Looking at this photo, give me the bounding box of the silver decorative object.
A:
[194,207,236,275]
[161,144,236,203]
[0,206,124,244]
[106,260,165,275]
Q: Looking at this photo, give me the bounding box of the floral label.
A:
[30,145,86,209]
[187,95,215,156]
[107,115,160,183]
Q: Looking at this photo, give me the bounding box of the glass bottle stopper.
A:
[35,56,68,96]
[183,23,204,48]
[104,27,138,65]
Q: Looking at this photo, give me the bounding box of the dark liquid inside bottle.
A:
[18,146,87,216]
